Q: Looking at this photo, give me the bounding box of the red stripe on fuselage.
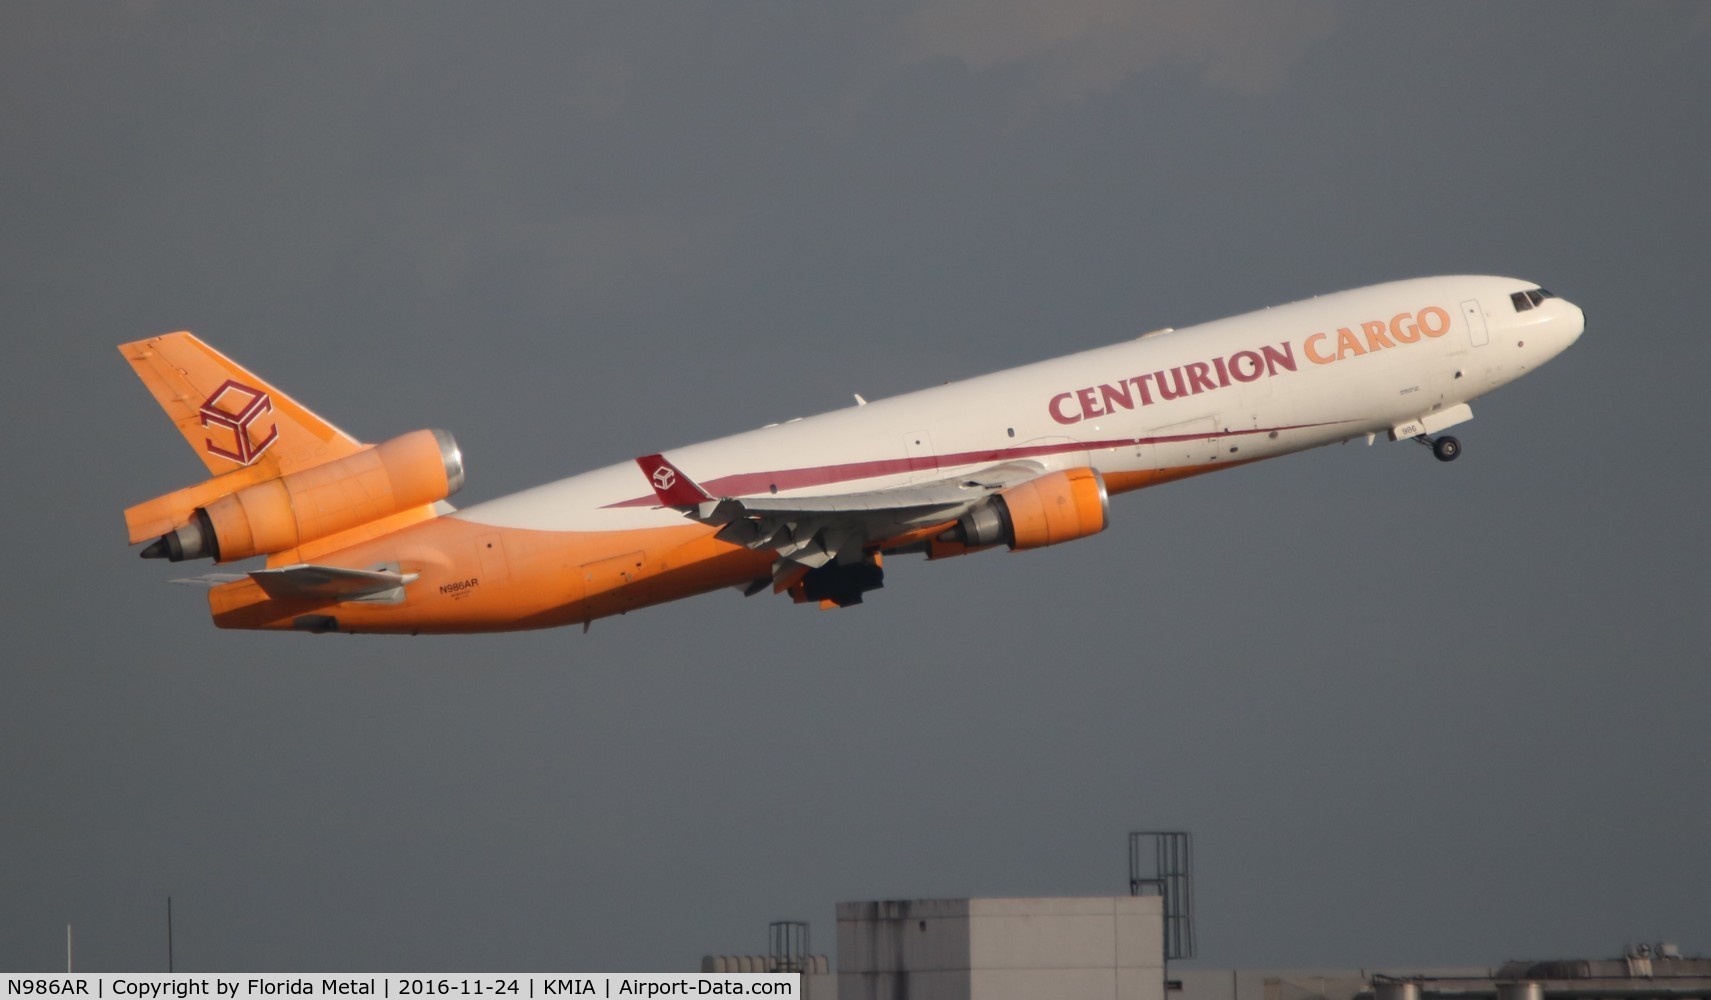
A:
[606,421,1345,507]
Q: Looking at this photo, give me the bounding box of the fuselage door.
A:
[902,430,938,483]
[1461,299,1490,348]
[580,550,648,617]
[475,532,510,584]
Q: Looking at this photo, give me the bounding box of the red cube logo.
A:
[199,379,279,466]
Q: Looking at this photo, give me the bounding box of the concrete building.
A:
[1173,952,1711,1000]
[700,953,836,997]
[705,895,1707,1000]
[835,896,1166,1000]
[1175,969,1491,1000]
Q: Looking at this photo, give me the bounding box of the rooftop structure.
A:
[836,896,1166,1000]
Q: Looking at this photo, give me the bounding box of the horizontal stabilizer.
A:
[168,573,249,588]
[248,564,418,604]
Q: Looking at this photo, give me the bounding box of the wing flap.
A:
[633,452,1048,585]
[721,460,1047,516]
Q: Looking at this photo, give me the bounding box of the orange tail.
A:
[119,332,367,544]
[120,333,463,569]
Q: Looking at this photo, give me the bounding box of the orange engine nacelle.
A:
[943,467,1109,552]
[145,429,464,563]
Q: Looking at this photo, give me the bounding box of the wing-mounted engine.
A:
[631,454,1105,609]
[941,467,1109,552]
[135,428,464,563]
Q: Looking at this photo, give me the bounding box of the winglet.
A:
[635,454,714,508]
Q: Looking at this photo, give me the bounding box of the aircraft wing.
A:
[634,453,1042,585]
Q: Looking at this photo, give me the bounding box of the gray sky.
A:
[4,0,1709,974]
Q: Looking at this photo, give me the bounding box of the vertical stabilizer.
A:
[120,331,364,479]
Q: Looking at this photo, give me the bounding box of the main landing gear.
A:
[1416,433,1461,462]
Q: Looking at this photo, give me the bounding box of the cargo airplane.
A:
[121,276,1583,634]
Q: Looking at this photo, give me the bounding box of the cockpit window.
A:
[1510,288,1554,311]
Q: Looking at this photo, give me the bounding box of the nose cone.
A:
[1562,298,1586,345]
[1531,297,1584,365]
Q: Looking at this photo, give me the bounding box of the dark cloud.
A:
[898,0,1341,101]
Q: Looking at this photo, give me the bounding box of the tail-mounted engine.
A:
[940,467,1109,553]
[141,428,464,563]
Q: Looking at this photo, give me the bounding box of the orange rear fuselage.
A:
[208,518,772,633]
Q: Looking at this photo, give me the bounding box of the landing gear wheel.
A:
[1432,435,1461,462]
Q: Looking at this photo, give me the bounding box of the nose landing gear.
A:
[1416,433,1461,462]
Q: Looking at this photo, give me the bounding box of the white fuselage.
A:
[459,275,1584,533]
